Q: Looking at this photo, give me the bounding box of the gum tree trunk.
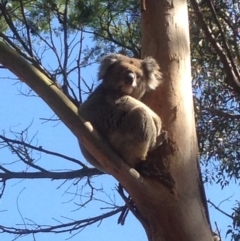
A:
[0,0,214,240]
[137,0,214,240]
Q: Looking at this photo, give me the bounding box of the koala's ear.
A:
[98,54,126,80]
[142,57,163,90]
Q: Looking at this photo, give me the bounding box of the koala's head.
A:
[98,54,163,99]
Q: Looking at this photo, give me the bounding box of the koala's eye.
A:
[136,73,142,79]
[125,72,135,85]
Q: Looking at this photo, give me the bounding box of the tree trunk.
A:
[0,0,214,240]
[136,0,214,240]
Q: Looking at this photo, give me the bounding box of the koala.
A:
[79,54,166,172]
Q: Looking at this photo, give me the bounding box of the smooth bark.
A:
[0,0,214,239]
[140,0,213,240]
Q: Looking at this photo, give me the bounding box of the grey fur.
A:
[79,54,165,172]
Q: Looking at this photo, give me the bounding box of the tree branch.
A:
[0,41,145,193]
[190,0,240,94]
[208,199,233,219]
[0,208,123,235]
[206,0,240,81]
[0,169,101,180]
[0,134,86,167]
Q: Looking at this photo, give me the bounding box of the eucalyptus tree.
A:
[0,0,239,240]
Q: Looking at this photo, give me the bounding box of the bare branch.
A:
[19,0,33,56]
[0,41,144,191]
[208,199,233,219]
[0,134,86,167]
[0,169,101,180]
[0,208,123,235]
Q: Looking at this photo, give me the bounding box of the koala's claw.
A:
[157,131,168,145]
[150,131,168,152]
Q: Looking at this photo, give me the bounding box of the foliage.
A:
[190,0,240,184]
[190,0,240,238]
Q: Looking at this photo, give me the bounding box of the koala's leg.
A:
[79,142,105,173]
[109,106,157,167]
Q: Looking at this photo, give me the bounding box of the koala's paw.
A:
[156,131,168,146]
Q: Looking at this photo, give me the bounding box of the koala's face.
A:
[98,54,163,99]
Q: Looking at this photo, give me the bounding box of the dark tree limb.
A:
[0,169,102,180]
[190,0,240,95]
[0,208,124,235]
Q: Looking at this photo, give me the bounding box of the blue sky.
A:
[0,34,239,241]
[0,74,148,241]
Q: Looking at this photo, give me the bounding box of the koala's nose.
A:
[125,72,135,85]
